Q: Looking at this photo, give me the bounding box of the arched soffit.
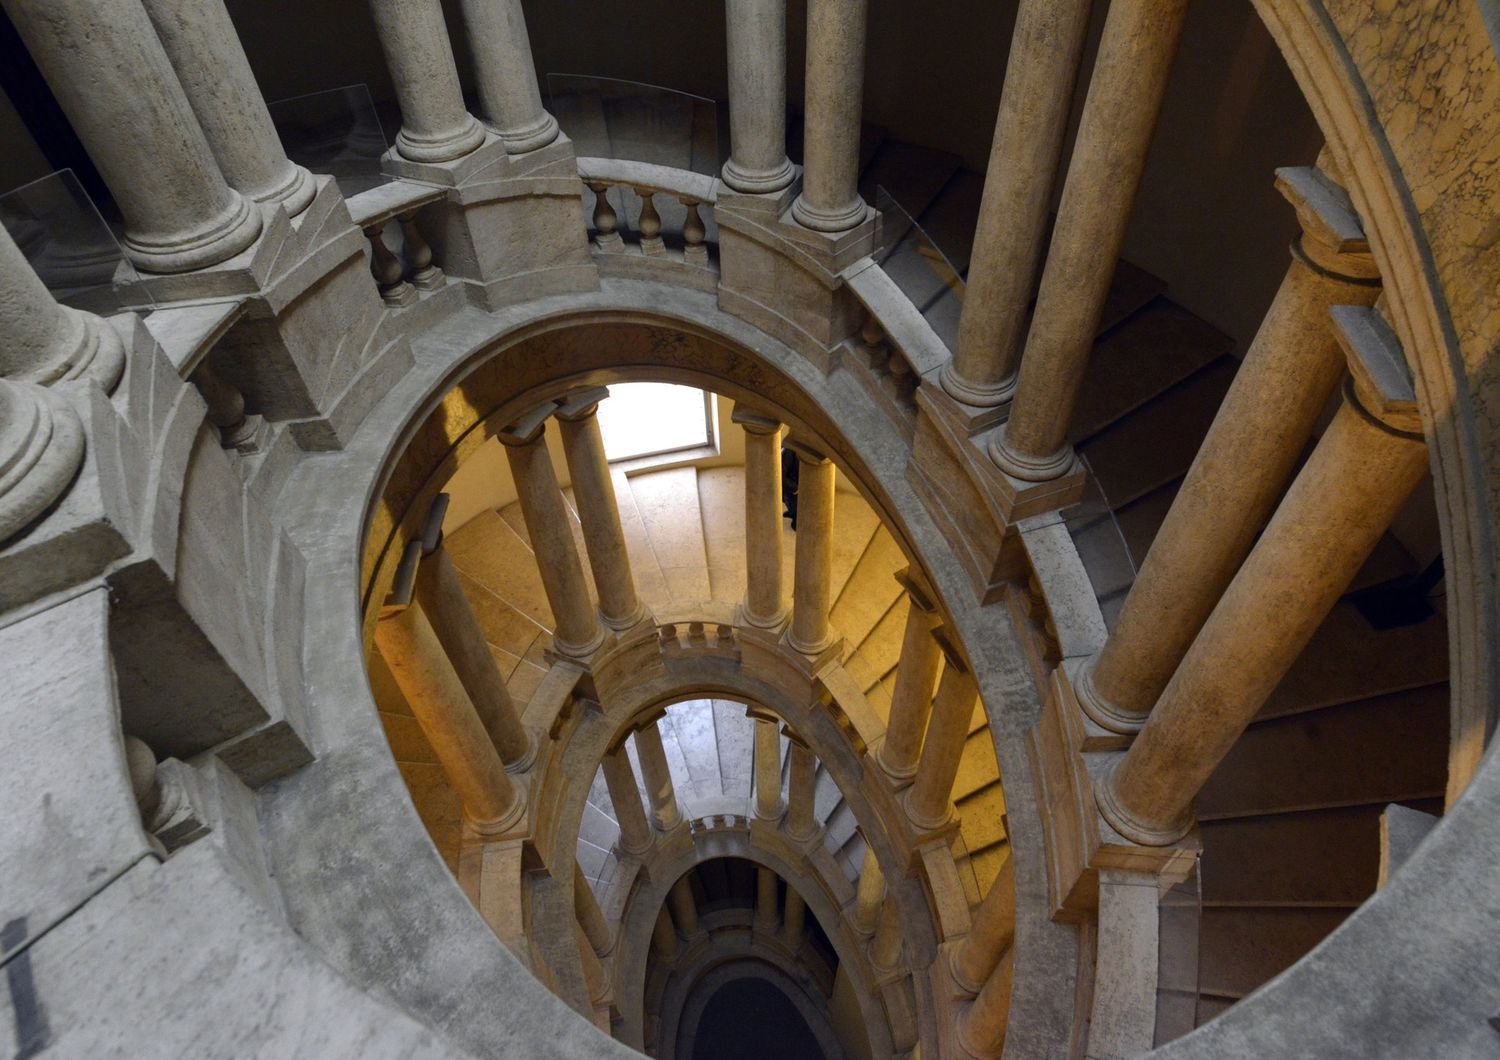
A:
[670,957,847,1060]
[615,830,890,1060]
[1252,0,1500,789]
[359,310,920,632]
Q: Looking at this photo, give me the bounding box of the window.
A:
[597,382,715,463]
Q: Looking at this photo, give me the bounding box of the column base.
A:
[123,189,263,274]
[1071,655,1149,737]
[876,745,920,786]
[502,729,541,774]
[939,363,1016,409]
[550,625,608,661]
[492,110,561,156]
[251,161,318,218]
[722,155,797,195]
[737,599,789,632]
[987,424,1077,483]
[902,787,954,833]
[463,788,528,838]
[791,193,870,234]
[601,600,651,633]
[394,116,487,164]
[786,627,838,657]
[1094,759,1195,847]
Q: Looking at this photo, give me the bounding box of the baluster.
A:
[682,199,708,264]
[637,189,665,256]
[861,315,890,372]
[687,620,707,646]
[364,223,417,307]
[887,351,916,407]
[587,182,624,253]
[397,210,444,290]
[191,361,263,453]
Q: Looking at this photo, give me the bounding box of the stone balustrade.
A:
[577,158,717,268]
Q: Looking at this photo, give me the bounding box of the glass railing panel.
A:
[1155,854,1203,1046]
[0,169,153,314]
[268,84,391,198]
[873,185,965,351]
[1062,456,1139,631]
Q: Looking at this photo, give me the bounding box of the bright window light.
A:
[597,382,714,462]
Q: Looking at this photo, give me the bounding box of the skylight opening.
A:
[597,382,715,463]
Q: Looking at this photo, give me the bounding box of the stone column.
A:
[668,877,700,937]
[790,0,869,232]
[878,578,943,781]
[755,866,779,934]
[374,603,525,834]
[787,443,837,655]
[870,901,902,970]
[574,862,614,956]
[989,0,1192,480]
[957,951,1015,1057]
[0,380,84,545]
[556,391,646,630]
[4,0,262,273]
[949,853,1016,994]
[722,0,795,194]
[367,0,486,163]
[753,717,784,821]
[1075,163,1381,732]
[415,538,535,769]
[904,639,978,830]
[784,737,819,841]
[0,224,124,393]
[1099,344,1430,845]
[501,417,605,658]
[783,885,806,947]
[941,0,1095,407]
[651,906,679,960]
[456,0,558,154]
[734,410,787,628]
[852,847,883,935]
[602,745,654,855]
[634,719,682,832]
[139,0,316,215]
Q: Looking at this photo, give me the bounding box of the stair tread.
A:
[1113,479,1182,569]
[446,509,556,632]
[630,466,713,603]
[1097,260,1170,336]
[379,710,436,766]
[697,466,747,603]
[712,699,755,801]
[813,767,842,822]
[844,595,907,692]
[396,761,462,874]
[1198,685,1449,819]
[830,491,884,601]
[1261,602,1449,719]
[830,526,908,649]
[663,700,725,801]
[609,466,672,611]
[915,171,985,274]
[1192,907,1353,1000]
[860,140,964,220]
[1079,357,1239,509]
[1070,299,1236,444]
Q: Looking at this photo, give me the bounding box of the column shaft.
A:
[943,0,1095,406]
[456,0,558,154]
[602,746,654,855]
[1101,383,1429,843]
[785,740,818,840]
[790,0,869,232]
[853,847,883,934]
[416,545,534,767]
[5,0,262,273]
[634,720,682,831]
[753,718,784,821]
[755,866,779,933]
[788,448,836,654]
[652,906,679,959]
[557,401,645,629]
[950,853,1016,994]
[0,224,123,392]
[574,862,614,956]
[668,877,700,937]
[722,0,795,193]
[1078,177,1381,730]
[879,595,943,780]
[737,413,787,627]
[992,0,1192,479]
[502,424,605,658]
[905,657,978,830]
[368,0,486,163]
[139,0,315,214]
[374,603,523,833]
[958,951,1016,1057]
[783,886,806,947]
[870,900,902,970]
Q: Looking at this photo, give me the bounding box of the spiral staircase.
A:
[0,0,1496,1058]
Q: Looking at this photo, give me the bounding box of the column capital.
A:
[894,566,938,613]
[1276,165,1380,283]
[784,438,832,466]
[1330,305,1424,436]
[497,402,557,446]
[420,493,450,555]
[931,627,971,675]
[555,386,610,422]
[731,406,783,435]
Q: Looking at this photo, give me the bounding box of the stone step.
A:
[1112,478,1181,569]
[397,761,462,874]
[712,699,755,802]
[955,725,1001,803]
[610,466,673,612]
[446,508,556,634]
[1080,357,1240,510]
[1070,298,1236,444]
[830,525,908,650]
[914,170,985,275]
[558,489,600,604]
[664,699,726,802]
[628,466,713,604]
[859,140,963,220]
[1067,511,1137,602]
[1200,804,1389,907]
[843,593,906,694]
[1197,685,1449,820]
[697,465,747,604]
[824,798,860,854]
[1097,260,1171,337]
[831,490,884,603]
[1193,907,1354,1001]
[813,765,842,822]
[1261,602,1449,720]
